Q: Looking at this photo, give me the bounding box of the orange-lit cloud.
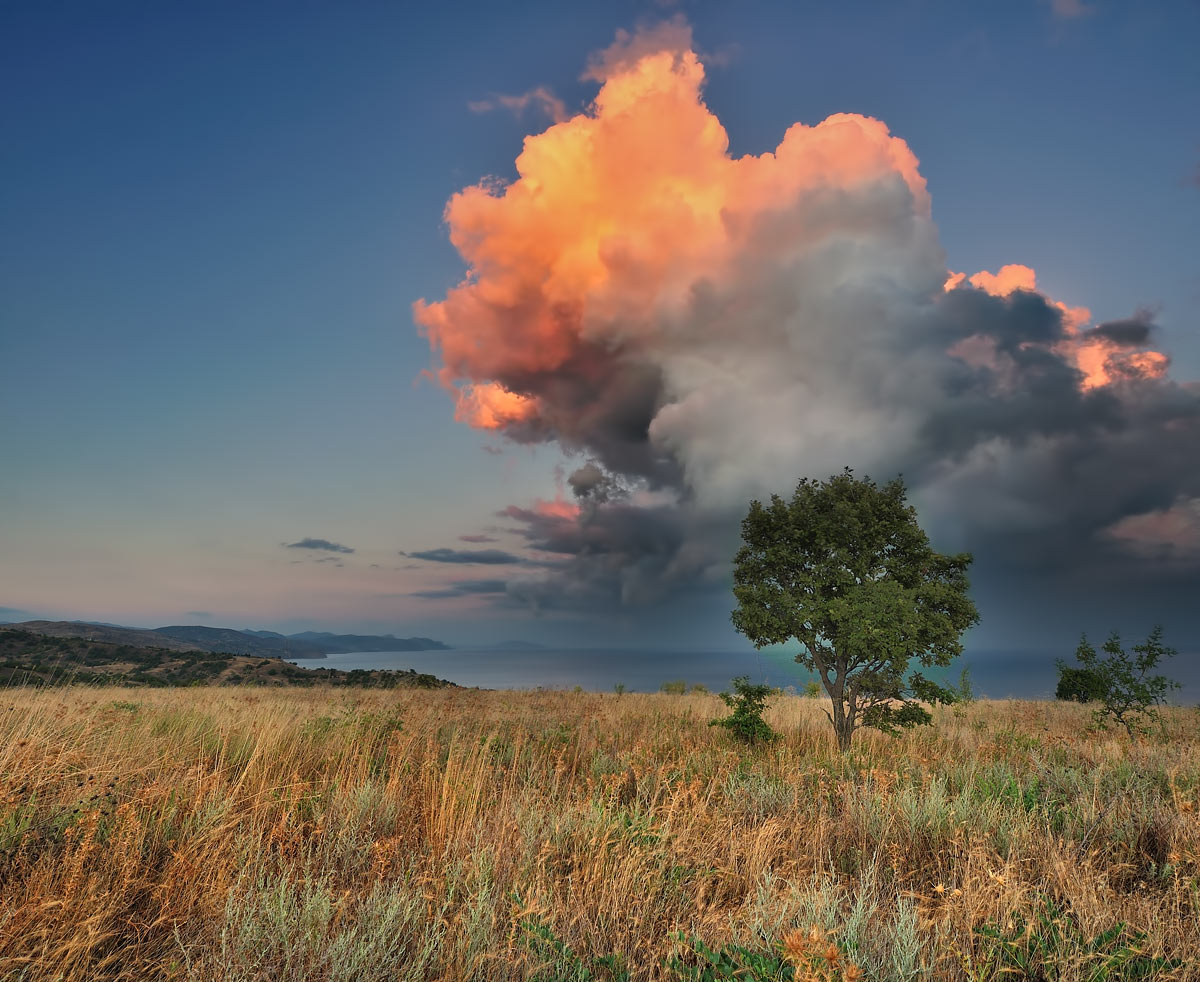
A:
[415,24,930,455]
[945,264,1169,390]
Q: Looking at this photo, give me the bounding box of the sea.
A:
[275,646,1161,700]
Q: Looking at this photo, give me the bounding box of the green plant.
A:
[518,905,631,981]
[613,683,626,698]
[666,933,793,981]
[660,680,688,695]
[1057,627,1181,739]
[803,680,822,699]
[731,470,978,751]
[709,676,777,745]
[971,896,1182,980]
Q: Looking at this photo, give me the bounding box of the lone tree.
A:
[1056,627,1180,739]
[731,470,978,752]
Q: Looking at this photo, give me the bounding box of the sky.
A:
[2,2,1199,678]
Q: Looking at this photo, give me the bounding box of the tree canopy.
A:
[731,470,978,751]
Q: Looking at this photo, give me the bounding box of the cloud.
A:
[1047,0,1093,19]
[411,578,510,600]
[459,533,500,543]
[468,86,566,123]
[414,21,1200,631]
[1084,307,1158,347]
[284,538,355,554]
[404,547,524,565]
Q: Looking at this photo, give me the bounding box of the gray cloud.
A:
[411,578,509,600]
[404,547,524,565]
[1084,308,1158,347]
[284,538,355,554]
[459,533,499,543]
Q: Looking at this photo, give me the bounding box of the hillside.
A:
[4,620,450,659]
[0,628,453,689]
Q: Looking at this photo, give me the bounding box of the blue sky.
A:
[1,1,1198,663]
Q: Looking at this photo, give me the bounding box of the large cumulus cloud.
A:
[413,22,1200,632]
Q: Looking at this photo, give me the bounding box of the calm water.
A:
[276,646,1142,699]
[283,647,807,693]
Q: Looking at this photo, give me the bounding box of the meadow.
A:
[0,685,1196,981]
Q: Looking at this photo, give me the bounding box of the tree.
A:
[731,470,978,752]
[1056,627,1180,739]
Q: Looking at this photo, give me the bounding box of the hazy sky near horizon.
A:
[2,2,1199,662]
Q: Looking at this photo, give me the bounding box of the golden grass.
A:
[0,685,1196,980]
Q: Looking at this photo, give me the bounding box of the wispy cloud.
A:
[459,534,499,544]
[1047,0,1093,20]
[403,548,523,565]
[411,579,509,600]
[283,538,355,554]
[468,86,566,123]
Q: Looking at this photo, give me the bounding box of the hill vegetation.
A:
[0,629,452,690]
[0,685,1195,980]
[4,621,449,659]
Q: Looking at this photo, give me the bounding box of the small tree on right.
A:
[1056,626,1180,739]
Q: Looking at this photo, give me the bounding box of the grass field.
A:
[1,685,1197,980]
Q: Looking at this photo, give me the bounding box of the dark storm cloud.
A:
[411,578,509,599]
[404,547,524,565]
[567,461,628,503]
[1085,308,1157,347]
[284,538,355,554]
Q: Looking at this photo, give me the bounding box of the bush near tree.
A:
[709,676,777,744]
[1056,627,1180,739]
[731,470,978,751]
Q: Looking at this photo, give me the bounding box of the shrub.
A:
[709,676,777,744]
[1056,627,1181,738]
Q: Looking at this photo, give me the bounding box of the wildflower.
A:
[934,883,945,894]
[823,943,841,965]
[843,964,864,981]
[781,929,810,965]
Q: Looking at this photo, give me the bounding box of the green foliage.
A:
[613,683,627,697]
[971,895,1182,980]
[665,933,794,981]
[709,676,777,745]
[1057,627,1181,738]
[660,680,688,695]
[731,470,978,751]
[1056,665,1107,704]
[802,680,822,699]
[518,913,807,981]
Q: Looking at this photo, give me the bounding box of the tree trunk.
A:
[828,692,854,752]
[835,714,854,752]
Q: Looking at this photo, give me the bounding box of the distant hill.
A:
[154,626,327,658]
[10,621,206,652]
[6,621,450,659]
[287,631,450,654]
[0,628,454,689]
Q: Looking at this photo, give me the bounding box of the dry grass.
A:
[0,685,1197,980]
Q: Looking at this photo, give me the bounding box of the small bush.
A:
[709,676,777,745]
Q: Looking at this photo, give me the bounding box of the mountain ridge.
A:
[5,621,450,659]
